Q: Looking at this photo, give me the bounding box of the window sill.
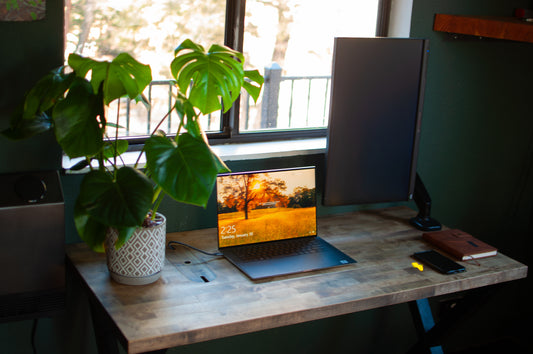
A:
[62,137,327,173]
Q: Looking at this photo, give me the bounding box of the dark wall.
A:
[412,0,533,266]
[1,0,532,353]
[0,0,63,173]
[410,0,533,352]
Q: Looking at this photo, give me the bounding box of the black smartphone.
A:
[413,250,466,274]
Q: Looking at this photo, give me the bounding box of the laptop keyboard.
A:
[230,237,326,262]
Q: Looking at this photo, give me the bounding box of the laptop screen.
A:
[216,167,317,248]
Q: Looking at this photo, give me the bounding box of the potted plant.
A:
[2,39,264,285]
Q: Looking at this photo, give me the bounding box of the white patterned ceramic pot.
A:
[105,213,166,285]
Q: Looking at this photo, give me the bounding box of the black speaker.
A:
[0,171,65,322]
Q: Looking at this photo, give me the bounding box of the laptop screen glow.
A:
[216,167,317,248]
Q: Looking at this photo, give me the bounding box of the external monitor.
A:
[323,37,429,207]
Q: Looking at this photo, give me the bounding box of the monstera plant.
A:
[3,39,264,253]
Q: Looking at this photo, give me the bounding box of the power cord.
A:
[31,318,38,354]
[167,241,223,257]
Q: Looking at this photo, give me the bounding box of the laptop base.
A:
[221,237,356,280]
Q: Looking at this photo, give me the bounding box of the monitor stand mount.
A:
[410,173,442,231]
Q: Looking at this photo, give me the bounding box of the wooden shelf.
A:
[434,14,533,43]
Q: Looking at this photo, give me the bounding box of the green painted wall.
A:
[0,0,63,173]
[412,0,533,265]
[1,0,532,353]
[409,1,533,352]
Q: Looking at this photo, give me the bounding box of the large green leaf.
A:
[74,201,107,253]
[243,69,264,102]
[173,38,206,56]
[114,227,138,250]
[68,53,152,106]
[173,93,201,138]
[23,68,74,120]
[212,149,231,176]
[52,78,104,158]
[74,201,138,252]
[1,106,52,140]
[2,68,74,140]
[77,167,153,227]
[102,140,129,160]
[144,133,228,207]
[170,40,246,115]
[67,53,100,78]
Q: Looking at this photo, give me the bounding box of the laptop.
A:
[216,166,356,279]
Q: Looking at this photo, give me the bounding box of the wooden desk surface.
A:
[66,207,528,354]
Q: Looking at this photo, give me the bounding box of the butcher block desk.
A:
[66,207,528,354]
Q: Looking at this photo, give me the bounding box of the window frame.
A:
[123,0,391,147]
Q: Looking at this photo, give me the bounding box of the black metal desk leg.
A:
[409,298,444,354]
[88,294,120,354]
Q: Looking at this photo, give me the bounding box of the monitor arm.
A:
[410,173,442,231]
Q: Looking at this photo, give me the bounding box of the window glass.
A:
[65,0,380,140]
[240,0,379,133]
[65,0,225,138]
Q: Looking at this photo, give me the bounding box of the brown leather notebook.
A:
[422,229,497,260]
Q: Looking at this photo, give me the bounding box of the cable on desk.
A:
[167,241,223,257]
[31,318,38,354]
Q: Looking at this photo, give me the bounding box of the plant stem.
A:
[87,156,94,172]
[133,107,174,169]
[98,152,105,172]
[114,98,120,172]
[151,186,165,219]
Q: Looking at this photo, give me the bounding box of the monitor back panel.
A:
[324,37,429,206]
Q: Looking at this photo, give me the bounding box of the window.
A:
[65,0,387,144]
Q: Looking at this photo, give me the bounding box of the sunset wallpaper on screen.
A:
[217,168,317,247]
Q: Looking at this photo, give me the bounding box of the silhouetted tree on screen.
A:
[219,174,287,220]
